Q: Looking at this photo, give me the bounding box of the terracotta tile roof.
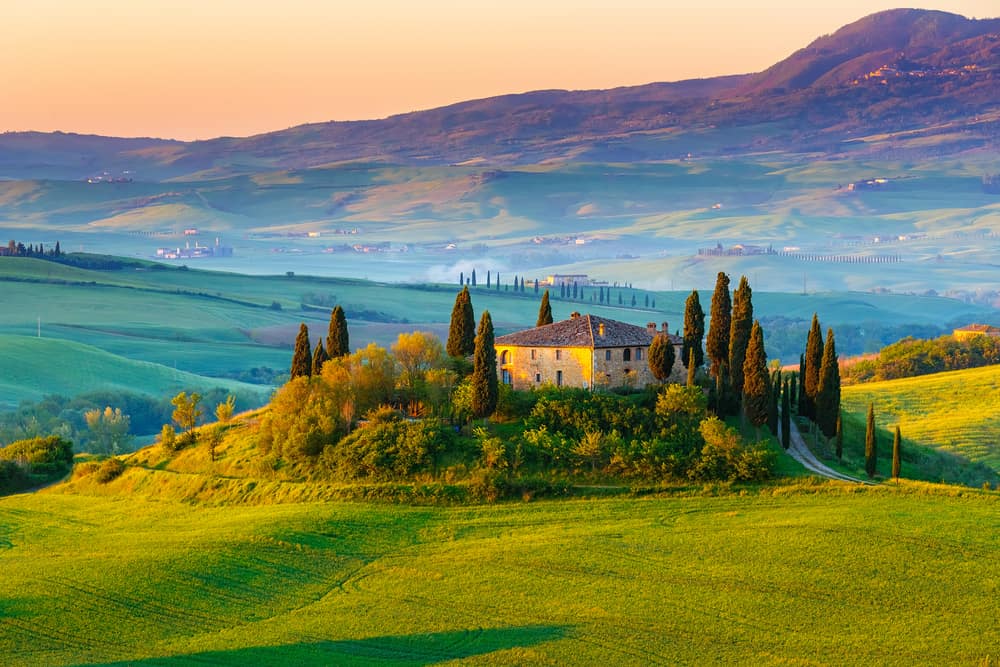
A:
[495,314,682,349]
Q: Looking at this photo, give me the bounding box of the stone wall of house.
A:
[497,343,686,391]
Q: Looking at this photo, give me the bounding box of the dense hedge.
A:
[844,334,1000,384]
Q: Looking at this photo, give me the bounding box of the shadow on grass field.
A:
[93,626,570,666]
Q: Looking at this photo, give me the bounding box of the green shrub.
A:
[326,419,456,480]
[94,458,125,484]
[0,435,73,474]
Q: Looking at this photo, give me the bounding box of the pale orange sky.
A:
[2,1,996,140]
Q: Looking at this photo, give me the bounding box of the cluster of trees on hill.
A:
[1,239,62,258]
[203,284,777,493]
[0,435,73,494]
[843,332,1000,384]
[457,270,657,310]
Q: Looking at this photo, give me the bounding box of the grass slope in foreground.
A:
[842,364,1000,474]
[0,486,997,665]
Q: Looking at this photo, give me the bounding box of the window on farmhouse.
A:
[535,373,541,383]
[556,370,563,387]
[636,348,643,361]
[622,348,631,362]
[605,350,611,361]
[556,349,562,360]
[531,349,536,360]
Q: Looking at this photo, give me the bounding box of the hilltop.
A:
[2,9,999,179]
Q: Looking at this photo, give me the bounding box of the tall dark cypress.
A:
[803,314,824,420]
[816,328,841,438]
[728,276,754,399]
[892,426,902,480]
[767,369,781,436]
[781,379,791,450]
[682,290,705,370]
[835,413,843,460]
[865,403,877,478]
[446,286,476,357]
[742,320,769,431]
[706,272,732,381]
[311,340,328,376]
[536,290,554,327]
[687,348,697,387]
[471,310,498,419]
[471,269,477,286]
[326,305,350,358]
[486,271,491,288]
[290,323,312,379]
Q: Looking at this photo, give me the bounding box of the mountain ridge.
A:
[2,8,998,179]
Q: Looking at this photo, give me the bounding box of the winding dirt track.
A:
[783,416,870,484]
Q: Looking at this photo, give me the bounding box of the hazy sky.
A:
[3,1,997,140]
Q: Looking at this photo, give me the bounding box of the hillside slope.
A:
[842,364,1000,472]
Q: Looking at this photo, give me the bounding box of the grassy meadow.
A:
[0,484,995,666]
[842,364,1000,476]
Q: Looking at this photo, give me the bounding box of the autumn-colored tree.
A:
[312,340,328,376]
[214,395,236,423]
[84,407,133,455]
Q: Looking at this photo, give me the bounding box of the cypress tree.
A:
[706,272,731,382]
[459,271,464,286]
[471,269,477,286]
[682,290,705,370]
[631,294,637,307]
[326,305,350,358]
[471,310,498,419]
[290,323,312,379]
[892,426,902,480]
[536,290,554,327]
[728,275,754,399]
[687,348,697,387]
[573,282,578,299]
[645,294,649,308]
[742,320,769,433]
[311,340,328,376]
[790,372,798,408]
[486,270,491,288]
[815,328,841,438]
[534,279,539,294]
[865,403,877,478]
[648,333,676,382]
[835,413,843,460]
[561,283,566,298]
[781,379,791,450]
[803,314,824,419]
[446,286,476,357]
[496,273,501,290]
[767,370,780,436]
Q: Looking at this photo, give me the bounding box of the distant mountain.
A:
[2,8,998,179]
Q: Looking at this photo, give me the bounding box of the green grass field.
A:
[0,335,267,411]
[0,484,996,665]
[842,364,1000,474]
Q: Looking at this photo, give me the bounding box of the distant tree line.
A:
[0,435,73,494]
[843,333,1000,384]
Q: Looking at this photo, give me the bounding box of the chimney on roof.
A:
[598,323,605,337]
[570,311,581,319]
[646,322,657,334]
[661,322,669,334]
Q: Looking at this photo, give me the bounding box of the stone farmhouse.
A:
[953,323,1000,341]
[495,313,684,391]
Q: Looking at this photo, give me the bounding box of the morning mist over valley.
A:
[0,3,998,665]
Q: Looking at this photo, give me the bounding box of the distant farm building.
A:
[953,324,1000,341]
[495,313,683,391]
[545,274,591,287]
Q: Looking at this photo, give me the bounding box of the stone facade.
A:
[496,313,685,391]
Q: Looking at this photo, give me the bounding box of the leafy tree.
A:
[781,380,791,450]
[728,276,754,399]
[536,290,554,327]
[258,376,347,459]
[207,426,223,462]
[865,403,877,478]
[648,333,676,382]
[392,331,446,410]
[471,310,498,419]
[815,328,841,438]
[215,395,236,423]
[446,287,476,357]
[892,425,902,480]
[326,305,350,358]
[706,272,731,381]
[84,406,133,455]
[741,320,769,433]
[160,424,177,452]
[290,323,313,379]
[682,289,705,370]
[170,392,202,445]
[312,340,328,376]
[802,314,824,420]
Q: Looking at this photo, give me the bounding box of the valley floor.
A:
[0,484,996,665]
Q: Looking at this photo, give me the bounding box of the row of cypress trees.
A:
[447,285,498,418]
[289,305,350,379]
